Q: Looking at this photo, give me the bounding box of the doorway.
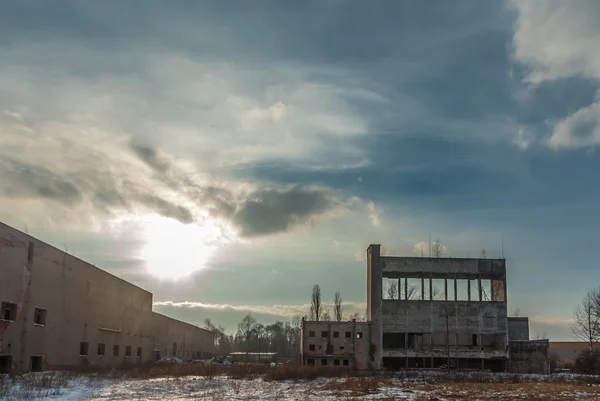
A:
[30,356,43,372]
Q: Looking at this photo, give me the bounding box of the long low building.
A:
[0,222,213,373]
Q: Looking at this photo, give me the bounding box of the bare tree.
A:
[380,245,388,256]
[431,286,444,300]
[480,248,487,259]
[322,310,331,321]
[431,239,444,258]
[407,284,419,300]
[334,292,343,322]
[385,279,399,300]
[571,289,600,350]
[311,284,322,321]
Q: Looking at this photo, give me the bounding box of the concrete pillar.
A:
[367,245,382,370]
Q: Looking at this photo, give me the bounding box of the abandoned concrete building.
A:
[0,222,214,374]
[300,319,372,370]
[300,244,548,373]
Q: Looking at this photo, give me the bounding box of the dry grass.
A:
[320,378,600,401]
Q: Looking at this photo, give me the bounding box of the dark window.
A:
[472,334,478,346]
[345,332,351,338]
[79,342,89,356]
[383,333,406,349]
[309,344,315,351]
[321,331,328,338]
[97,343,105,356]
[33,308,46,325]
[30,356,43,372]
[113,345,120,357]
[343,359,349,366]
[334,359,340,366]
[137,347,142,357]
[307,359,315,366]
[125,346,132,357]
[0,356,12,374]
[1,302,17,321]
[356,332,363,339]
[340,346,345,351]
[321,359,327,366]
[333,331,339,338]
[308,331,315,337]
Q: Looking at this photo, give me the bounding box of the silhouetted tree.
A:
[571,289,600,350]
[334,292,343,322]
[311,284,322,321]
[432,239,444,258]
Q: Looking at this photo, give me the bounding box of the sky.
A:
[1,0,599,339]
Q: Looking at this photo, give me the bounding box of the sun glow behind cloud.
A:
[138,214,234,279]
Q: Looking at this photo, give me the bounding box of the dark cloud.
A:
[130,192,194,224]
[233,188,334,237]
[131,144,170,174]
[0,157,81,203]
[129,144,341,237]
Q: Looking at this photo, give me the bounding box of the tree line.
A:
[203,284,364,358]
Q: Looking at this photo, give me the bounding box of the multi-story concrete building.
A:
[300,320,371,370]
[369,244,509,371]
[0,222,213,373]
[301,244,548,372]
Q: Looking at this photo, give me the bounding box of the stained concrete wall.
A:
[300,320,372,370]
[509,340,549,374]
[368,245,509,369]
[152,312,214,360]
[0,222,213,372]
[508,317,530,341]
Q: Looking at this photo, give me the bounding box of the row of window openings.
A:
[382,333,483,350]
[80,342,142,358]
[1,302,47,325]
[382,278,505,302]
[308,330,363,339]
[307,359,349,366]
[308,344,349,352]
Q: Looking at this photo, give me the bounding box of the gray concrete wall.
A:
[509,340,549,374]
[508,317,530,341]
[369,250,509,368]
[152,313,214,360]
[0,222,213,372]
[300,320,371,370]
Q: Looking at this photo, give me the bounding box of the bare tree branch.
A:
[432,239,444,258]
[311,284,322,321]
[571,289,600,350]
[334,292,343,322]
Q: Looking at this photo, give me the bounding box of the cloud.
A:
[511,0,600,149]
[153,300,368,332]
[549,101,600,149]
[0,157,81,203]
[232,187,337,237]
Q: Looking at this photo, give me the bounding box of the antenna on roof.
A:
[24,225,29,234]
[501,237,505,259]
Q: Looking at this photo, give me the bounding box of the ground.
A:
[3,371,600,400]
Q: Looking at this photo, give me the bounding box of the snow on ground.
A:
[4,372,600,400]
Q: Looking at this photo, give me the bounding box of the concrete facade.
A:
[300,319,372,370]
[369,245,509,371]
[508,317,530,341]
[0,222,213,373]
